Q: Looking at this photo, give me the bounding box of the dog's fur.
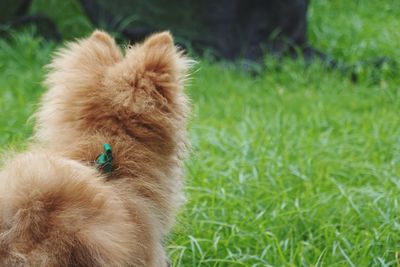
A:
[0,30,191,266]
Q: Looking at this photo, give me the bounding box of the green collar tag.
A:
[95,143,113,173]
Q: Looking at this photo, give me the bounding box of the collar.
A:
[95,143,113,173]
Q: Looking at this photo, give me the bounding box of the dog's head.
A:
[36,30,193,157]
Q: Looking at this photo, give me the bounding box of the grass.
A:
[1,0,400,266]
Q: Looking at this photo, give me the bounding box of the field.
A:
[0,0,400,266]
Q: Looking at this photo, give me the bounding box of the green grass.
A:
[1,0,400,266]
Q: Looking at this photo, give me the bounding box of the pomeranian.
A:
[0,30,191,266]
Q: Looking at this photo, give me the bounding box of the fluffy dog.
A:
[0,30,191,266]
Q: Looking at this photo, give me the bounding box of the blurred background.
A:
[2,0,399,70]
[0,0,400,266]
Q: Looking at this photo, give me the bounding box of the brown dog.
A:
[0,30,192,266]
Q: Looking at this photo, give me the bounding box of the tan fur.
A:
[0,30,192,266]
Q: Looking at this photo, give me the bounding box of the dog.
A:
[0,30,192,266]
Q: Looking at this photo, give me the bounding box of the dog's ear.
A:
[143,31,174,52]
[124,32,192,94]
[86,30,122,64]
[141,31,176,74]
[54,30,121,68]
[46,30,122,88]
[143,32,191,86]
[90,30,117,49]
